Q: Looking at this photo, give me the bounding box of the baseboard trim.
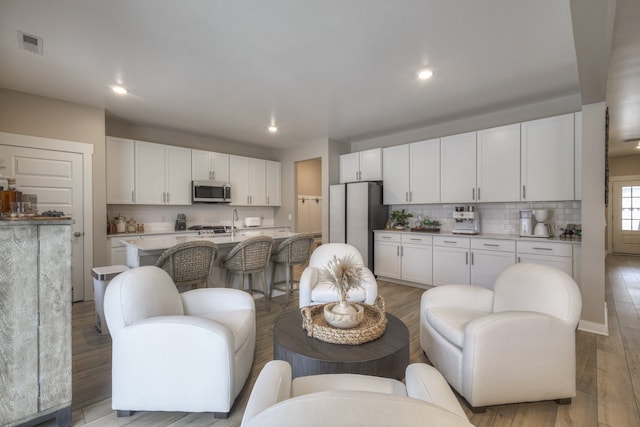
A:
[577,302,609,336]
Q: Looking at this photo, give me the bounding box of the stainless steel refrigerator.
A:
[329,181,388,269]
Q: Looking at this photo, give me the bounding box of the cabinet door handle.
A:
[397,246,400,256]
[166,192,170,203]
[483,243,500,247]
[211,171,215,180]
[409,191,412,202]
[401,246,404,256]
[131,190,135,202]
[409,238,421,241]
[406,192,409,202]
[382,236,391,239]
[517,256,521,263]
[477,187,480,201]
[267,196,270,205]
[532,247,553,251]
[465,252,469,265]
[472,188,475,200]
[522,185,526,199]
[162,192,166,203]
[471,252,474,265]
[443,240,457,244]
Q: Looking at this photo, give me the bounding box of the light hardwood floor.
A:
[44,255,640,426]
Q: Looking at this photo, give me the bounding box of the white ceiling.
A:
[0,1,637,157]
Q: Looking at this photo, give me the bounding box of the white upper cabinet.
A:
[521,113,574,201]
[106,136,135,204]
[410,139,440,204]
[382,145,409,204]
[440,132,477,203]
[135,141,191,205]
[266,160,281,206]
[191,150,230,182]
[339,148,382,183]
[383,139,439,204]
[476,124,521,202]
[230,155,280,206]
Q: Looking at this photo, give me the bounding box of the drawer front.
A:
[402,234,433,245]
[516,241,572,257]
[471,239,515,252]
[433,236,470,248]
[374,232,401,243]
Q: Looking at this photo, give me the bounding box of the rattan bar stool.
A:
[269,234,315,304]
[222,236,274,311]
[155,240,218,291]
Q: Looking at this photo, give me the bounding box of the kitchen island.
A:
[121,228,298,288]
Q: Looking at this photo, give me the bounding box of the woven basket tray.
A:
[300,296,387,345]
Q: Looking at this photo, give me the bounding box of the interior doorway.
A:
[295,158,322,237]
[612,176,640,255]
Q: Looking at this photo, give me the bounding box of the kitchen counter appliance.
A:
[452,207,480,235]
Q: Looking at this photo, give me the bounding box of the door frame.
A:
[0,131,94,300]
[607,174,640,255]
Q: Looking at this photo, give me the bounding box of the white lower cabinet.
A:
[375,232,577,288]
[470,239,516,288]
[516,240,573,276]
[374,232,432,285]
[432,236,470,285]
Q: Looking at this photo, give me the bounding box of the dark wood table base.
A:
[273,309,410,380]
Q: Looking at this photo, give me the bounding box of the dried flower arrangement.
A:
[320,253,363,302]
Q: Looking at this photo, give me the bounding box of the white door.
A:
[441,132,477,203]
[382,144,409,204]
[410,138,440,204]
[2,145,85,301]
[165,146,191,205]
[612,179,640,254]
[432,246,470,285]
[470,250,515,289]
[359,148,383,181]
[339,152,360,183]
[477,124,520,202]
[346,182,370,268]
[402,243,433,284]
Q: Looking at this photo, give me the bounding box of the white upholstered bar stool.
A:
[223,236,274,311]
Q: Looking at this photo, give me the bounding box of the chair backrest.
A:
[308,243,364,269]
[223,236,274,273]
[155,240,218,285]
[104,266,184,335]
[273,234,315,264]
[492,262,582,324]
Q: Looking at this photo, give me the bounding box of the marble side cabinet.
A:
[0,220,73,427]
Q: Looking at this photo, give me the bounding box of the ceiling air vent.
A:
[18,31,43,55]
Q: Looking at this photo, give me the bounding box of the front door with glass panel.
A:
[612,179,640,255]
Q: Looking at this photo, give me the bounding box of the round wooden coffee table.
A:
[273,309,410,380]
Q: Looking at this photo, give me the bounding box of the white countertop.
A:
[121,229,297,251]
[107,224,291,240]
[374,229,581,244]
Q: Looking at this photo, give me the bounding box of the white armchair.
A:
[104,266,256,418]
[420,262,582,410]
[241,360,473,427]
[298,243,377,308]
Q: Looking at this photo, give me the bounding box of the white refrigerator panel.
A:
[347,182,369,267]
[329,184,346,243]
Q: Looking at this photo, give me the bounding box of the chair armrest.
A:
[361,268,378,305]
[462,311,576,400]
[421,285,494,312]
[405,363,469,420]
[299,267,319,307]
[181,287,255,316]
[242,361,292,426]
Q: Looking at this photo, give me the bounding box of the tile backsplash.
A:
[391,201,581,235]
[107,204,280,231]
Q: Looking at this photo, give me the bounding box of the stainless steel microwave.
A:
[192,181,231,203]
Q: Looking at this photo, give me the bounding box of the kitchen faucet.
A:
[231,208,238,238]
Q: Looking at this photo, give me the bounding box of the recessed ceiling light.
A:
[268,125,278,133]
[417,69,434,80]
[111,85,128,95]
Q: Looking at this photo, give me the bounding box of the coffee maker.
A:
[519,210,534,236]
[452,206,480,234]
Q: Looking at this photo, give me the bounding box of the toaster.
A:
[244,217,262,227]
